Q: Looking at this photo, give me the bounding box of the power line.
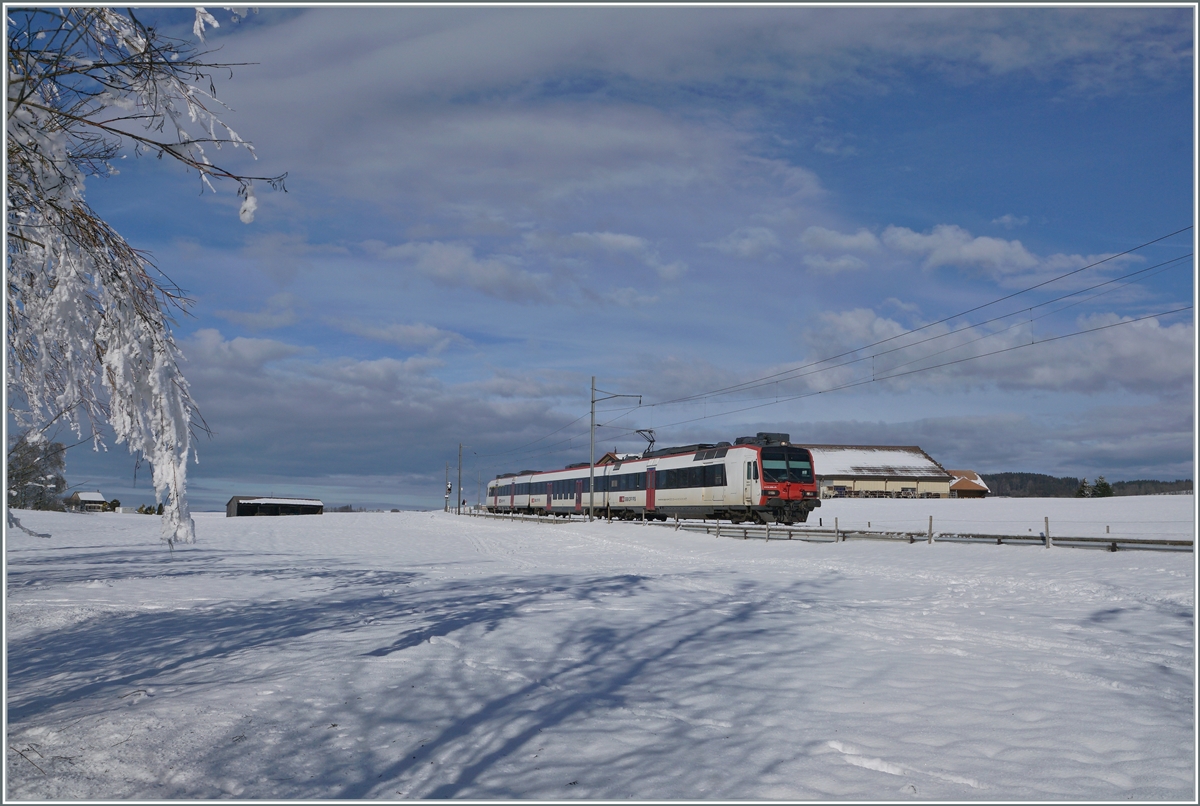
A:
[878,257,1192,377]
[643,226,1192,408]
[476,227,1192,471]
[590,248,1193,424]
[595,305,1193,442]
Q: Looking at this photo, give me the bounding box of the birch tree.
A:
[6,7,284,545]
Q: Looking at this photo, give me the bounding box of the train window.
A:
[703,464,725,487]
[636,472,645,490]
[688,466,704,488]
[760,448,813,483]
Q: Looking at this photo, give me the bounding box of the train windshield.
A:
[760,447,813,483]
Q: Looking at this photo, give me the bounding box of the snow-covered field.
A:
[5,497,1195,800]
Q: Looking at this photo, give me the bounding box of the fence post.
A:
[927,515,933,544]
[716,519,721,538]
[765,521,770,541]
[835,517,840,542]
[1044,516,1051,548]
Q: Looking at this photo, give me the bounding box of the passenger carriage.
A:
[485,432,820,525]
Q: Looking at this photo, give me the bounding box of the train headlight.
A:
[764,489,780,497]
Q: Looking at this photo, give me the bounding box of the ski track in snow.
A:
[4,500,1194,800]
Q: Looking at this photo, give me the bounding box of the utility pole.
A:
[590,376,641,521]
[457,443,464,515]
[444,462,450,512]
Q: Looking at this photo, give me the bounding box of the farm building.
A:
[64,491,107,512]
[947,469,990,499]
[803,445,954,499]
[225,496,324,517]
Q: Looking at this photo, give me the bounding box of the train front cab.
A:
[751,444,820,525]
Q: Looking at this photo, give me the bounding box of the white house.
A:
[64,490,107,512]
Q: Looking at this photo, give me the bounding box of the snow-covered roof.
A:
[803,445,952,480]
[74,491,106,502]
[947,470,990,493]
[233,497,323,506]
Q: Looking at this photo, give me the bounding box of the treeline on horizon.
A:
[979,473,1193,498]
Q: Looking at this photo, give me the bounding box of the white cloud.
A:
[798,307,1194,396]
[878,223,1147,287]
[800,226,880,254]
[747,157,824,199]
[802,254,868,274]
[377,241,550,303]
[215,292,301,331]
[991,213,1029,229]
[882,224,1040,275]
[326,319,470,354]
[592,287,660,307]
[241,233,350,285]
[528,230,687,281]
[705,227,781,259]
[813,137,857,157]
[182,328,307,372]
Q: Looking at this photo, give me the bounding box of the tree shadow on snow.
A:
[330,576,843,799]
[8,559,846,800]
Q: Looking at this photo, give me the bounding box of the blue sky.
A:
[60,5,1194,510]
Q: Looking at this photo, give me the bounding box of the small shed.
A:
[802,445,954,499]
[64,490,107,512]
[226,496,324,517]
[947,470,990,499]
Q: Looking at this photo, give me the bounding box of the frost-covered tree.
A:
[1074,478,1092,498]
[1092,476,1113,498]
[6,429,66,511]
[6,8,284,545]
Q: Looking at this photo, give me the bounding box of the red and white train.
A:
[485,432,820,525]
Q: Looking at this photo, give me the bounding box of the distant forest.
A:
[980,473,1193,498]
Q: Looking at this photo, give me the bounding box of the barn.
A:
[64,490,107,512]
[802,445,954,499]
[225,496,324,517]
[947,470,990,499]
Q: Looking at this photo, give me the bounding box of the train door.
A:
[743,460,755,504]
[712,465,725,503]
[574,479,583,513]
[646,466,656,512]
[546,481,553,513]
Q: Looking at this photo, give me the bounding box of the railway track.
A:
[463,510,1192,552]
